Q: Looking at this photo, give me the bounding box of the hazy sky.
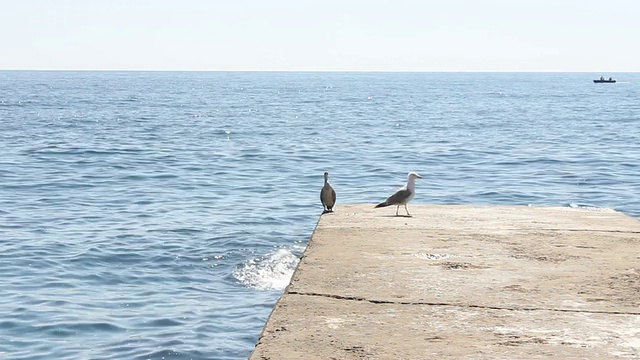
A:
[2,0,638,71]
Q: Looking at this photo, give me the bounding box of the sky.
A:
[1,0,639,72]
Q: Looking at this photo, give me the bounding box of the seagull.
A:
[375,172,422,216]
[320,171,336,213]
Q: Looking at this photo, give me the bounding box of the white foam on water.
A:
[233,246,303,291]
[567,203,616,212]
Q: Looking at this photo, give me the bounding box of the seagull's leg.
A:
[405,204,410,216]
[395,205,399,216]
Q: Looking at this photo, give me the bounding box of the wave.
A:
[232,246,304,291]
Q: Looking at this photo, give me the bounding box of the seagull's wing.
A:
[330,187,336,206]
[384,188,413,205]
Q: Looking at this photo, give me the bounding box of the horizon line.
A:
[0,69,636,73]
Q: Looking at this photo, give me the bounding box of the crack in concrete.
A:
[538,228,640,234]
[326,227,640,235]
[288,291,640,316]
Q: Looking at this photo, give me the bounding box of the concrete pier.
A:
[251,205,640,359]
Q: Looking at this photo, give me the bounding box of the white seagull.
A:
[320,171,336,213]
[375,172,422,216]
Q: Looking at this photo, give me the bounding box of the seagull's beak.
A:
[416,174,422,179]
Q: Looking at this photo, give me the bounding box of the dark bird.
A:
[320,171,336,213]
[375,172,422,216]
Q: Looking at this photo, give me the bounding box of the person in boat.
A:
[600,76,605,81]
[609,77,612,81]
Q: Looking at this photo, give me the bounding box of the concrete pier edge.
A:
[251,204,640,359]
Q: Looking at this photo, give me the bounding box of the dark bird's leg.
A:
[395,205,399,216]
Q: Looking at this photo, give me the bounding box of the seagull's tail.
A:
[374,202,390,208]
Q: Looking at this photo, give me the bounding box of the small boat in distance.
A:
[594,76,616,83]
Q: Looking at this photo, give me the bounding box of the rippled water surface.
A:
[1,71,639,359]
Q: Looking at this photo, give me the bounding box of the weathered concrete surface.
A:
[251,205,640,359]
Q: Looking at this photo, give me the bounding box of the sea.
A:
[1,71,639,359]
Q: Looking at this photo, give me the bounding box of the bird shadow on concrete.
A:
[321,210,335,215]
[380,214,413,218]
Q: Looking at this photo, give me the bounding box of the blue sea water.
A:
[1,71,639,359]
